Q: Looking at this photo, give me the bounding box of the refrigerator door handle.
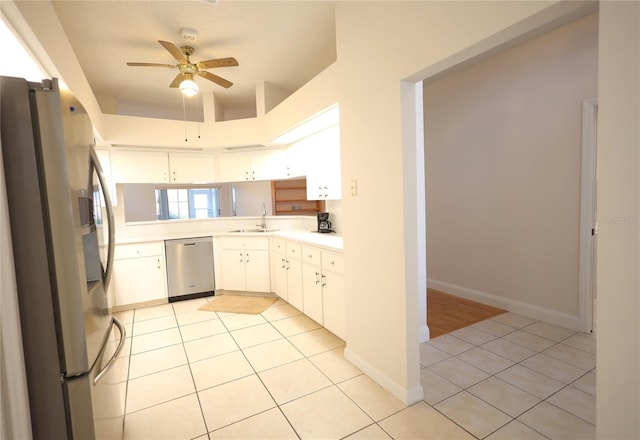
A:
[90,146,115,290]
[93,317,126,385]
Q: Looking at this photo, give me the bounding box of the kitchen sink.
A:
[227,228,279,233]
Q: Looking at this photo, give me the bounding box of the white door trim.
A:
[578,98,597,333]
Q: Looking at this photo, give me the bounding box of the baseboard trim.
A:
[419,324,430,343]
[427,279,579,331]
[344,348,424,405]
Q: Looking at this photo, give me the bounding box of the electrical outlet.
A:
[350,179,358,196]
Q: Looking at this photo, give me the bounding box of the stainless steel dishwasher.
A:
[165,236,215,302]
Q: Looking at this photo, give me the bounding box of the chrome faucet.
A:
[257,202,267,230]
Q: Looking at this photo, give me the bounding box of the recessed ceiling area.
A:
[51,1,336,122]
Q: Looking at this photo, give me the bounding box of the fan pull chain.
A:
[182,93,188,142]
[196,95,201,139]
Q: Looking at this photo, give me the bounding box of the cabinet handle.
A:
[281,257,286,269]
[315,271,320,284]
[330,261,335,265]
[172,171,176,182]
[239,252,244,263]
[285,259,290,270]
[157,258,161,269]
[246,252,250,263]
[321,274,327,287]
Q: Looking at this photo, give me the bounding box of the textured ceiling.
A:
[52,1,336,121]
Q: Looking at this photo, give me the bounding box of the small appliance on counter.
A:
[317,212,335,233]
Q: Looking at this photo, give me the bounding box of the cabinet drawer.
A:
[302,246,321,265]
[322,251,344,274]
[115,242,164,260]
[218,237,269,250]
[286,243,302,260]
[271,238,287,254]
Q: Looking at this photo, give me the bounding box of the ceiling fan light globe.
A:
[179,78,199,96]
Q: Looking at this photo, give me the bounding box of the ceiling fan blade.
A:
[197,57,239,69]
[126,62,176,68]
[169,73,184,88]
[158,40,187,63]
[198,70,233,88]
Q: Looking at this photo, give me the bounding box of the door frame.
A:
[578,98,598,333]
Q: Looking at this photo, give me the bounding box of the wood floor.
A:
[427,288,507,338]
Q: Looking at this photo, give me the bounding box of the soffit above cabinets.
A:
[50,1,337,122]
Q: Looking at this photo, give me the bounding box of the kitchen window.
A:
[156,186,221,220]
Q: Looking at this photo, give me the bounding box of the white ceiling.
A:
[51,1,336,121]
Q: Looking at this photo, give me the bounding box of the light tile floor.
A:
[114,297,596,439]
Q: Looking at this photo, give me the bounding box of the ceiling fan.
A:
[126,40,239,95]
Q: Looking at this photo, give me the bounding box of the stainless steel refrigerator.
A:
[1,76,124,439]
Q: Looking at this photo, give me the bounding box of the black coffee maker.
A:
[317,212,334,233]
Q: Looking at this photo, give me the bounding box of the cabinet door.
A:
[217,153,251,182]
[302,262,323,324]
[305,125,342,200]
[272,253,288,301]
[251,149,287,181]
[286,258,303,312]
[113,256,166,306]
[111,150,169,183]
[286,143,309,178]
[220,249,248,291]
[245,249,271,292]
[169,153,216,183]
[322,271,345,340]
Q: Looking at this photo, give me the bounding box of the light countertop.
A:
[115,229,343,252]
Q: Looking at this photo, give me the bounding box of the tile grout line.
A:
[173,302,214,440]
[421,315,596,438]
[207,306,303,438]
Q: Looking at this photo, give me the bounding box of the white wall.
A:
[423,13,598,328]
[10,2,640,432]
[334,0,589,403]
[233,180,273,217]
[596,1,640,437]
[325,199,342,235]
[121,184,157,222]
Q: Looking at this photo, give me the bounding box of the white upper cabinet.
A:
[111,150,169,183]
[217,149,287,182]
[217,152,250,182]
[286,142,309,178]
[168,152,216,183]
[111,150,215,184]
[304,125,342,200]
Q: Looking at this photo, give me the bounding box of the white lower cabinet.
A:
[285,243,303,311]
[270,239,288,301]
[218,237,270,293]
[321,251,346,340]
[113,242,167,307]
[301,246,323,324]
[270,238,345,339]
[245,250,270,292]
